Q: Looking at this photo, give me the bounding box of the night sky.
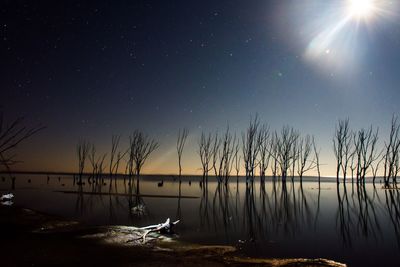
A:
[2,0,400,175]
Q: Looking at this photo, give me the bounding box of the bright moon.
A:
[348,0,375,19]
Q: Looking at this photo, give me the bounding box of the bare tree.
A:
[198,132,212,183]
[233,142,241,183]
[88,144,97,182]
[218,127,236,184]
[211,132,221,179]
[275,126,299,182]
[383,115,400,187]
[333,119,350,184]
[0,113,44,172]
[77,140,90,185]
[88,143,107,183]
[394,152,400,183]
[97,153,107,182]
[341,129,353,183]
[242,115,260,182]
[354,126,380,183]
[109,135,127,184]
[349,147,357,183]
[177,128,189,179]
[290,137,299,181]
[128,130,159,191]
[297,135,315,182]
[312,137,321,184]
[371,156,384,185]
[258,124,270,183]
[109,135,127,181]
[270,132,279,178]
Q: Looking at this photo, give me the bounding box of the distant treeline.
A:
[74,115,400,188]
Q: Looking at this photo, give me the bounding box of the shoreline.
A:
[0,204,346,266]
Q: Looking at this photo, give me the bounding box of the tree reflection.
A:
[198,179,317,243]
[385,188,400,247]
[335,183,383,247]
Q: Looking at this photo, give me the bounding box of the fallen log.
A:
[1,193,14,201]
[128,218,180,243]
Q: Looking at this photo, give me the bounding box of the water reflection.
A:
[2,175,400,266]
[385,188,400,247]
[198,180,318,243]
[335,184,383,247]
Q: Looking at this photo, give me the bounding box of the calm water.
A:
[1,174,399,266]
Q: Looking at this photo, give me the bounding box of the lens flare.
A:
[302,0,397,74]
[348,0,375,19]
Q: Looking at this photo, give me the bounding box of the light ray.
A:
[303,0,397,74]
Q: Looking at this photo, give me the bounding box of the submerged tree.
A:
[290,137,298,181]
[354,126,380,182]
[218,127,236,184]
[258,124,270,183]
[211,132,221,179]
[275,126,299,182]
[198,132,212,183]
[109,136,119,179]
[87,143,107,183]
[128,130,159,191]
[176,128,189,179]
[383,115,400,187]
[333,119,351,184]
[88,144,97,182]
[297,135,315,182]
[0,113,44,172]
[270,132,279,178]
[233,142,241,183]
[77,140,90,185]
[312,137,321,184]
[109,135,126,182]
[242,115,260,182]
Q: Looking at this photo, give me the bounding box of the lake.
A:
[0,174,398,266]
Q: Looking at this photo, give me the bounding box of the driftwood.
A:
[1,193,14,206]
[78,219,180,246]
[129,218,180,243]
[0,193,14,201]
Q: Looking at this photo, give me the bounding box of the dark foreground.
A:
[0,205,345,267]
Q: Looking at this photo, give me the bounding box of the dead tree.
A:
[88,144,97,183]
[233,142,241,183]
[371,156,384,185]
[88,143,107,183]
[258,124,270,183]
[198,132,212,183]
[270,132,279,177]
[290,137,299,181]
[97,153,107,182]
[312,137,321,184]
[109,137,127,185]
[297,135,315,182]
[176,128,189,179]
[349,148,357,184]
[129,130,159,192]
[109,135,127,182]
[218,127,236,184]
[341,129,353,183]
[211,132,221,179]
[77,140,90,185]
[126,143,135,182]
[0,113,44,173]
[394,152,400,183]
[383,115,400,187]
[354,126,380,183]
[333,119,350,184]
[242,115,260,182]
[275,126,299,182]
